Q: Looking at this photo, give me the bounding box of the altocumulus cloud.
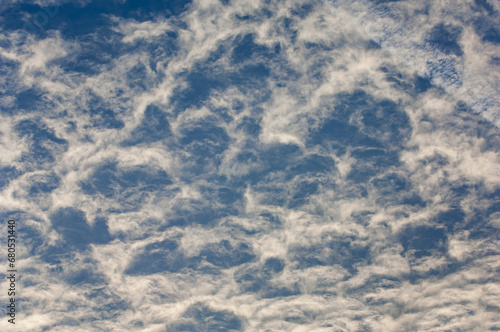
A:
[0,0,499,331]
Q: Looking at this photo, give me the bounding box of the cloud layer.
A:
[0,0,499,330]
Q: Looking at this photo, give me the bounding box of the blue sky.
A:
[0,0,499,330]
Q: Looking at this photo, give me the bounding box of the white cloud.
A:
[1,0,499,330]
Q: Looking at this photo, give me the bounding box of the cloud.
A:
[0,0,499,331]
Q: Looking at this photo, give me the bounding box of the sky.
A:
[0,0,499,331]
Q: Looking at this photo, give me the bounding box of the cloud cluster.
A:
[0,0,499,330]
